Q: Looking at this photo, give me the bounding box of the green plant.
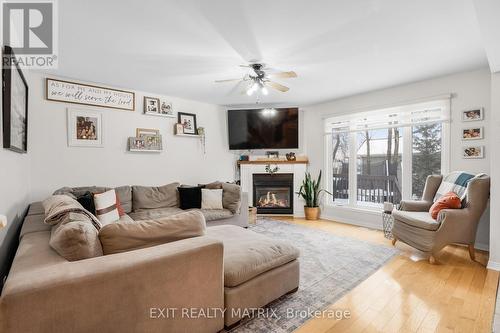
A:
[296,170,332,207]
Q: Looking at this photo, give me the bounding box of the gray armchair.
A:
[392,174,490,264]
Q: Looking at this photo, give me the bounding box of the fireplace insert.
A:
[253,173,294,214]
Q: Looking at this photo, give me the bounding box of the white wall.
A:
[303,68,492,249]
[0,47,32,285]
[28,72,235,201]
[489,72,500,268]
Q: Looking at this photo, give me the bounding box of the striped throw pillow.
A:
[433,171,475,202]
[94,189,120,225]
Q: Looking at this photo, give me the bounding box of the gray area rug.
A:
[230,218,398,333]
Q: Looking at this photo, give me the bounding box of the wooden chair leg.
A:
[429,254,436,264]
[468,244,476,261]
[391,237,397,246]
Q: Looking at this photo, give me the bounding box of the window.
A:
[325,97,449,208]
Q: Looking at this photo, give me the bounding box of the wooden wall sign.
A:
[46,78,135,111]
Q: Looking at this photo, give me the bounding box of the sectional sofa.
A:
[0,183,300,333]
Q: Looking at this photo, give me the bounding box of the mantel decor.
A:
[2,46,29,153]
[46,78,135,111]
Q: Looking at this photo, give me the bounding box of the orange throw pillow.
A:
[429,192,462,220]
[115,192,125,217]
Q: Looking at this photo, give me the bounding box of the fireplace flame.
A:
[258,191,289,208]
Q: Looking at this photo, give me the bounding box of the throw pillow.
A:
[99,210,207,255]
[76,191,96,215]
[222,183,242,214]
[433,171,475,201]
[178,186,202,209]
[201,189,223,209]
[50,212,103,261]
[115,192,125,217]
[429,192,462,220]
[94,189,120,225]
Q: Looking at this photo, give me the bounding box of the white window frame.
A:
[323,96,451,210]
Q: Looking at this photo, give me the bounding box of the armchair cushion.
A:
[429,192,462,219]
[392,210,440,231]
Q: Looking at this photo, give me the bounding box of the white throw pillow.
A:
[94,189,120,225]
[201,189,223,210]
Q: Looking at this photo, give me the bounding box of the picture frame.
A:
[143,96,160,115]
[46,78,135,111]
[67,108,104,147]
[178,112,198,135]
[462,146,484,159]
[159,100,175,117]
[2,46,29,153]
[136,128,160,137]
[174,123,184,135]
[462,127,483,140]
[462,108,483,122]
[128,135,162,152]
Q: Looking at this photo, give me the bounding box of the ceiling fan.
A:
[215,63,297,96]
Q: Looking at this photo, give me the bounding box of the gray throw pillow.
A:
[98,210,207,255]
[222,183,241,214]
[132,183,180,211]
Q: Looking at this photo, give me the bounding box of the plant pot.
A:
[304,207,320,220]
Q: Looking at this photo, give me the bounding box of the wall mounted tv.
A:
[228,107,299,150]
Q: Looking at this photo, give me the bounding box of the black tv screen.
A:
[228,108,299,150]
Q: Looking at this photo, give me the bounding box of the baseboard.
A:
[320,213,383,231]
[487,260,500,271]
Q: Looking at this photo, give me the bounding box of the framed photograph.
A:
[144,97,160,115]
[462,108,483,122]
[463,146,484,159]
[67,108,103,147]
[136,128,159,137]
[178,112,198,135]
[160,100,175,117]
[462,127,483,140]
[2,46,29,153]
[46,78,135,111]
[129,135,162,152]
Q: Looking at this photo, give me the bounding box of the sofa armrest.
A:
[1,236,224,333]
[399,200,433,212]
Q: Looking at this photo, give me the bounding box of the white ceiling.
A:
[44,0,489,106]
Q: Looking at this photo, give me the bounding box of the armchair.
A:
[392,174,490,264]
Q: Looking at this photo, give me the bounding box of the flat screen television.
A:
[228,108,299,150]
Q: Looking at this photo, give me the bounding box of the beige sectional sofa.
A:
[0,184,300,333]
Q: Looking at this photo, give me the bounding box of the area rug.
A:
[229,218,398,333]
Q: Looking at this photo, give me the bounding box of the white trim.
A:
[402,127,412,200]
[321,94,452,120]
[487,260,500,271]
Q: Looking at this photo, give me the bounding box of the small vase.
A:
[304,207,320,220]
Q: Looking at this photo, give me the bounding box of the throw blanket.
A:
[43,195,102,230]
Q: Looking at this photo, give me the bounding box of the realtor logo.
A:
[2,0,58,68]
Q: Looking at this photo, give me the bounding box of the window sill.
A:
[323,203,382,215]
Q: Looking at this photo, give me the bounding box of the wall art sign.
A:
[46,78,135,111]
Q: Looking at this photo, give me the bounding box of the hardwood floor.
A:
[270,216,499,333]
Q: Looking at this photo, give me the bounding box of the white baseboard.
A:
[487,260,500,271]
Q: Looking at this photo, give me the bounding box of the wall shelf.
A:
[174,133,202,138]
[129,149,163,153]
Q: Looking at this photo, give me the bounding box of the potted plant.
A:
[296,170,332,220]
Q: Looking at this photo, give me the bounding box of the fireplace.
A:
[253,174,294,214]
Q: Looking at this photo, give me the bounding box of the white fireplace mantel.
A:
[239,162,307,217]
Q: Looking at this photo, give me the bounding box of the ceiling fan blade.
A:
[266,81,289,92]
[214,78,242,83]
[268,71,298,79]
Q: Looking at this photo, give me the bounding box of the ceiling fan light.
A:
[246,89,254,96]
[262,87,269,95]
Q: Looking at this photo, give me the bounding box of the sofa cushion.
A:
[115,186,132,213]
[99,211,206,255]
[128,207,183,221]
[392,210,440,231]
[76,191,96,215]
[429,192,462,219]
[94,189,120,225]
[206,225,299,287]
[50,212,103,261]
[132,183,180,211]
[433,171,474,201]
[200,209,233,221]
[20,212,51,239]
[201,189,223,210]
[222,183,241,214]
